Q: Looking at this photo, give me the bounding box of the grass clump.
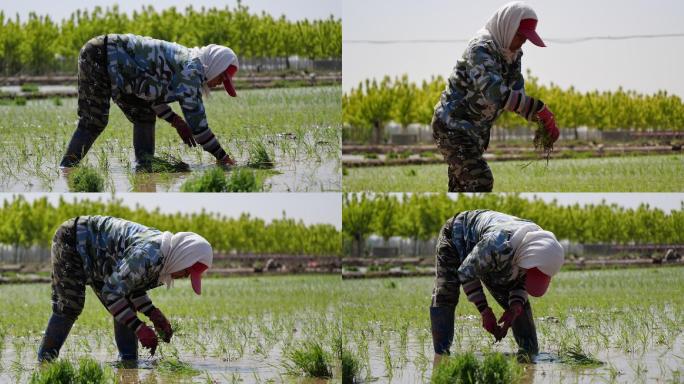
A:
[181,168,228,192]
[30,358,115,384]
[137,153,190,173]
[480,353,524,384]
[341,348,362,384]
[432,352,480,384]
[20,83,39,93]
[284,340,333,379]
[157,358,200,376]
[247,142,275,169]
[180,167,262,192]
[226,167,260,192]
[432,352,522,384]
[67,166,104,192]
[559,341,603,367]
[14,96,27,106]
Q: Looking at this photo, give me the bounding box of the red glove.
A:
[217,154,236,166]
[135,324,158,356]
[496,302,524,340]
[536,106,559,143]
[171,115,197,147]
[148,308,173,343]
[481,307,501,337]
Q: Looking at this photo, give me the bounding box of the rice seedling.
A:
[341,348,362,384]
[157,357,200,376]
[479,353,524,384]
[283,340,333,379]
[66,165,104,192]
[247,142,275,169]
[431,352,480,384]
[137,153,191,173]
[30,357,115,384]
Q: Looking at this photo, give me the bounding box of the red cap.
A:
[188,262,209,295]
[223,64,238,97]
[518,18,545,47]
[525,267,551,297]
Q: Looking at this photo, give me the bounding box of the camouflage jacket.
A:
[451,210,539,307]
[76,215,164,329]
[106,34,227,160]
[434,36,525,145]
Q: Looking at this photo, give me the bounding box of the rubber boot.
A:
[133,121,156,171]
[511,301,539,359]
[430,306,455,355]
[114,318,138,366]
[37,313,76,362]
[59,128,100,168]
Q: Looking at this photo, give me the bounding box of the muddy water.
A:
[359,328,684,383]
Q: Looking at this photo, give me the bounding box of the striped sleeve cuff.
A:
[108,297,143,331]
[462,280,488,313]
[151,104,176,123]
[194,128,227,160]
[508,288,528,307]
[129,292,155,316]
[504,90,544,122]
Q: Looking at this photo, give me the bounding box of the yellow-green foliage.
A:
[0,195,341,255]
[0,5,341,75]
[343,71,684,134]
[343,193,684,245]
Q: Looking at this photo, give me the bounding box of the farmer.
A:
[59,33,239,170]
[432,1,559,192]
[37,215,213,362]
[430,209,564,361]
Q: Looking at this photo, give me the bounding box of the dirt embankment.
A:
[0,254,342,284]
[343,143,683,167]
[0,73,342,99]
[341,257,684,279]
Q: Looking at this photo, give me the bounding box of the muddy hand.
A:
[217,154,236,166]
[494,325,509,342]
[498,302,523,330]
[171,116,196,147]
[536,105,559,143]
[136,324,158,356]
[148,308,173,343]
[481,307,501,338]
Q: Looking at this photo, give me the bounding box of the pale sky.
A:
[1,0,341,22]
[343,0,684,98]
[0,193,342,229]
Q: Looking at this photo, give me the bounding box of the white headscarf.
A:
[512,229,565,277]
[190,44,239,98]
[158,231,214,288]
[476,1,538,62]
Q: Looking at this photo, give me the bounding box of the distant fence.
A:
[346,237,684,258]
[0,245,50,264]
[345,123,684,146]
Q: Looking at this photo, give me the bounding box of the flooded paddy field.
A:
[0,86,341,192]
[0,275,342,383]
[341,267,684,383]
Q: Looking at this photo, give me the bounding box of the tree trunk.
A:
[353,234,363,257]
[372,121,383,145]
